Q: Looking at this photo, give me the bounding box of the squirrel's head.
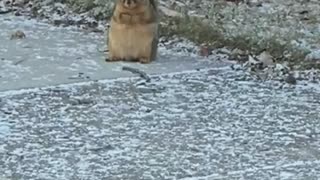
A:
[118,0,149,9]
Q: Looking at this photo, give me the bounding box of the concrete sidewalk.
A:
[0,15,227,92]
[0,67,320,180]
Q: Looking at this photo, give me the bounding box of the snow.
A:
[0,67,319,179]
[0,2,320,179]
[305,49,320,61]
[0,121,10,138]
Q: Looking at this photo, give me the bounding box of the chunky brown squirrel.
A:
[106,0,159,64]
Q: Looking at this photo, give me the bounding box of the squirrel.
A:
[106,0,159,64]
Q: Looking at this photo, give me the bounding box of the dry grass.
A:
[160,15,312,68]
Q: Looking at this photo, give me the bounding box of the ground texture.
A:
[0,68,320,180]
[0,3,320,180]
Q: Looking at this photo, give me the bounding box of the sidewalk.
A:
[0,15,225,92]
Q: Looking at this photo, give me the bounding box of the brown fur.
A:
[107,0,159,64]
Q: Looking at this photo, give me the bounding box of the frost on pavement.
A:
[0,15,217,92]
[0,68,320,180]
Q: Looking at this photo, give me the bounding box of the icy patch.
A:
[305,49,320,61]
[0,60,32,79]
[0,121,10,138]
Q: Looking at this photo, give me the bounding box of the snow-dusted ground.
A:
[1,8,320,180]
[173,0,320,61]
[0,14,221,92]
[0,67,320,180]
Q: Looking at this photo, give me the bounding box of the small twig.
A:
[0,10,12,14]
[68,77,84,80]
[68,76,90,80]
[122,66,151,82]
[68,73,90,80]
[13,59,26,65]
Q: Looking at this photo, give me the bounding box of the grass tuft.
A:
[160,15,311,68]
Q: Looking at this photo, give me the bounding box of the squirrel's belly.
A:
[109,22,157,60]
